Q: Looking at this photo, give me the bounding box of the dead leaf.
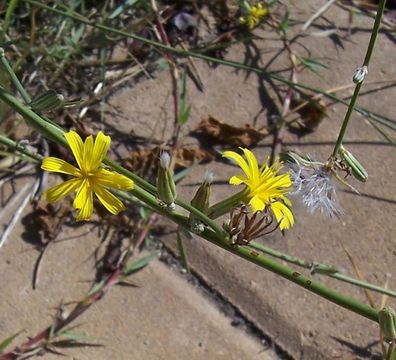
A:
[32,200,72,243]
[192,116,269,147]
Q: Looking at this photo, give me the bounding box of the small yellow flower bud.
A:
[156,152,177,209]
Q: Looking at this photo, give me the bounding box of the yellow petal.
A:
[257,173,291,193]
[249,195,265,212]
[41,157,80,177]
[73,179,91,209]
[45,178,82,203]
[64,131,84,169]
[82,135,94,172]
[271,201,294,230]
[229,175,246,186]
[283,196,292,207]
[93,184,125,215]
[223,150,252,179]
[95,168,134,190]
[241,148,259,180]
[76,195,93,221]
[74,181,93,221]
[91,131,111,170]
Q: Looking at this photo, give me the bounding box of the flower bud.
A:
[30,90,64,112]
[379,306,396,342]
[353,66,368,84]
[339,146,368,182]
[156,152,177,209]
[189,171,213,232]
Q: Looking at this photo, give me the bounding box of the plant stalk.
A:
[331,0,387,157]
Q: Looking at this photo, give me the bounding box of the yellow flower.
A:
[41,131,134,221]
[240,3,268,30]
[223,148,294,230]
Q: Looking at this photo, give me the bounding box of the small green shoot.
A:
[122,252,158,276]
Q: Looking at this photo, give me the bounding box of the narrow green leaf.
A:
[109,0,141,19]
[178,66,191,125]
[178,105,191,125]
[58,331,102,342]
[87,280,105,297]
[0,331,22,352]
[122,252,158,276]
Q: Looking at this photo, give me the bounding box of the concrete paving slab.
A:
[0,213,277,359]
[101,2,396,359]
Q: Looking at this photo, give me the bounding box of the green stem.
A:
[177,228,190,273]
[118,187,379,322]
[0,132,42,163]
[0,49,31,104]
[331,0,387,157]
[176,197,226,237]
[248,241,396,298]
[0,87,66,144]
[1,0,19,39]
[203,235,379,322]
[208,189,247,219]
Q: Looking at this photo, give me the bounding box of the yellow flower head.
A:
[41,131,134,221]
[240,3,268,30]
[223,148,294,230]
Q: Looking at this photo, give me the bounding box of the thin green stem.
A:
[119,186,379,322]
[331,0,387,157]
[176,197,226,237]
[0,87,66,144]
[209,189,247,219]
[0,49,31,104]
[0,132,42,163]
[1,0,19,39]
[204,236,379,322]
[248,241,396,298]
[177,228,190,273]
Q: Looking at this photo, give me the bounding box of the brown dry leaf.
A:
[192,116,269,147]
[33,200,72,243]
[126,146,214,172]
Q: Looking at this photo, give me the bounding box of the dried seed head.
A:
[282,151,342,217]
[224,205,279,246]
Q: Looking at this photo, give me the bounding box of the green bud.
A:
[379,306,396,342]
[339,146,368,182]
[30,90,64,112]
[189,171,213,233]
[353,66,368,84]
[191,171,213,213]
[156,152,177,209]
